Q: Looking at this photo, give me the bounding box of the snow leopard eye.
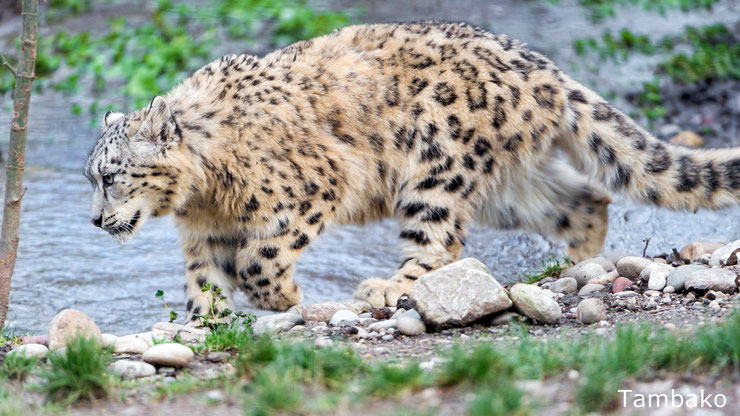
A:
[103,174,115,186]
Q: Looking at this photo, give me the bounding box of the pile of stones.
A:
[254,239,740,339]
[6,309,209,380]
[5,239,738,372]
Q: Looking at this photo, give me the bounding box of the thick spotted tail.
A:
[558,79,740,211]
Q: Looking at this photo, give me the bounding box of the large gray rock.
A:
[561,263,607,287]
[666,264,707,291]
[639,263,674,291]
[710,240,740,267]
[550,277,577,294]
[142,343,194,368]
[48,309,103,350]
[616,257,654,280]
[110,360,156,379]
[509,284,562,324]
[253,313,304,335]
[301,300,371,322]
[685,268,738,293]
[409,258,512,327]
[577,298,607,324]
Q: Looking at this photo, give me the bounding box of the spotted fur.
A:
[85,22,740,313]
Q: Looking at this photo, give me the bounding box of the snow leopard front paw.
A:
[354,277,414,308]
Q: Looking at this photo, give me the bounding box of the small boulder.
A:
[396,316,426,336]
[685,268,738,293]
[679,241,725,262]
[616,257,654,280]
[577,299,607,324]
[549,277,578,294]
[113,335,149,354]
[48,309,103,350]
[509,284,562,324]
[110,360,156,379]
[639,263,674,291]
[587,271,619,285]
[578,257,616,273]
[8,344,48,359]
[101,334,118,348]
[142,343,194,368]
[253,313,304,335]
[409,258,512,327]
[329,310,360,326]
[602,251,632,266]
[578,283,605,297]
[301,300,371,322]
[561,263,607,288]
[611,277,633,293]
[666,264,707,291]
[710,240,740,267]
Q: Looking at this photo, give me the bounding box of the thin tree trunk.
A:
[0,0,39,330]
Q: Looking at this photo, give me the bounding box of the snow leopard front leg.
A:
[181,234,238,324]
[355,176,475,307]
[235,211,328,311]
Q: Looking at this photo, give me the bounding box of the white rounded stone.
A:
[509,284,562,324]
[113,335,149,354]
[110,359,156,378]
[142,343,194,368]
[8,344,48,359]
[396,316,426,336]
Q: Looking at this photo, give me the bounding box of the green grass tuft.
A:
[1,353,38,382]
[41,337,110,404]
[363,362,427,397]
[523,254,572,283]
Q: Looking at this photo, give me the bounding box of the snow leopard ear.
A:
[139,96,180,144]
[103,111,124,128]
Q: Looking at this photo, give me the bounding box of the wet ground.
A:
[0,0,738,334]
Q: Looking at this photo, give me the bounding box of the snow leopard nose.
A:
[91,215,102,228]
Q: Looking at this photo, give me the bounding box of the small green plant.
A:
[363,362,427,397]
[1,353,38,382]
[523,254,572,283]
[41,337,110,404]
[0,0,357,115]
[191,283,238,328]
[0,328,23,346]
[246,366,304,416]
[201,311,256,352]
[155,289,178,323]
[574,28,660,59]
[574,0,721,22]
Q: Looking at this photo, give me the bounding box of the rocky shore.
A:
[3,240,739,382]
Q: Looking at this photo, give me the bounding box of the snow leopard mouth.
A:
[106,210,141,237]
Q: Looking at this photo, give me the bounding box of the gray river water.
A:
[0,0,738,334]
